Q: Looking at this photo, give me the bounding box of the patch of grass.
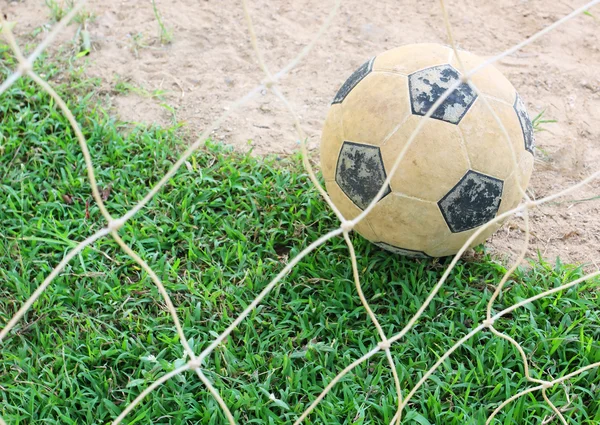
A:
[44,0,94,25]
[128,32,149,59]
[1,47,600,425]
[150,0,173,45]
[44,0,70,22]
[42,0,95,60]
[113,77,168,100]
[532,108,557,133]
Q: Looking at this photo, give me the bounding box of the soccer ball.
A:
[320,43,535,258]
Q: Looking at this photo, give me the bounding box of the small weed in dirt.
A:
[532,107,557,133]
[150,0,173,45]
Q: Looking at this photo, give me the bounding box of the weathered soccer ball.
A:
[320,43,534,258]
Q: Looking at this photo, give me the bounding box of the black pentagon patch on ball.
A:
[374,242,430,258]
[438,170,503,233]
[335,141,391,210]
[408,64,477,124]
[332,57,374,104]
[514,93,535,155]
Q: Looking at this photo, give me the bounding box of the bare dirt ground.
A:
[3,0,600,268]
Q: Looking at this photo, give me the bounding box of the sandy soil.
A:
[3,0,600,268]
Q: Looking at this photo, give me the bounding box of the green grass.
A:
[44,0,94,25]
[113,77,168,100]
[531,108,557,133]
[1,45,600,425]
[44,0,71,22]
[150,0,173,45]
